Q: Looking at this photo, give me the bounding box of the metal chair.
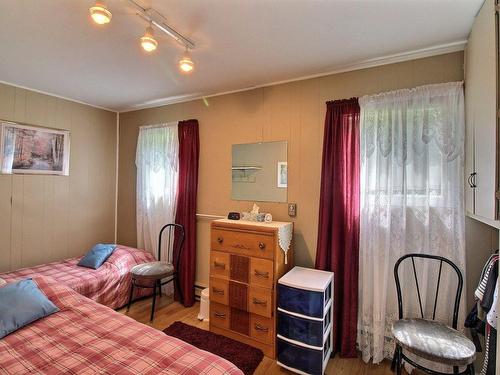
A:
[127,223,185,321]
[391,253,476,375]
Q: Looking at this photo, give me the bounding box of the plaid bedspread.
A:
[0,276,242,375]
[0,246,155,309]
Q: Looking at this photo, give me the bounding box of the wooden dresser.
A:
[209,219,293,358]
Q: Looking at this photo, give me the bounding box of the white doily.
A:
[278,223,293,264]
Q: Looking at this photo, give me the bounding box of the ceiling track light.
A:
[130,0,195,50]
[140,24,158,52]
[89,1,112,25]
[89,0,197,74]
[178,48,194,73]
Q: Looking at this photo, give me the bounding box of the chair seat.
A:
[130,261,175,280]
[392,318,476,367]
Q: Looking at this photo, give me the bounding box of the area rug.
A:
[164,321,264,375]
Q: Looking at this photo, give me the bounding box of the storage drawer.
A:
[249,286,273,318]
[210,277,228,305]
[277,310,328,347]
[210,251,229,279]
[212,228,274,260]
[277,336,329,375]
[210,302,230,330]
[250,314,273,344]
[278,284,324,318]
[250,258,274,289]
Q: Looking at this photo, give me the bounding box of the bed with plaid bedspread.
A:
[0,275,242,375]
[0,246,155,309]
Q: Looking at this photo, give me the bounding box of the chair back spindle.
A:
[158,223,185,272]
[394,253,463,329]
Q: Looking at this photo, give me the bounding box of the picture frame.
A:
[277,161,287,188]
[0,121,70,176]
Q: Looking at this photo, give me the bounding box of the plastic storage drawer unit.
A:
[277,266,333,375]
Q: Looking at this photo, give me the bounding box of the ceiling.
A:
[0,0,483,112]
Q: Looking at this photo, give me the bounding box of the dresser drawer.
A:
[210,277,228,305]
[210,302,230,330]
[250,314,274,344]
[249,286,273,318]
[210,251,229,279]
[212,228,274,260]
[250,258,274,289]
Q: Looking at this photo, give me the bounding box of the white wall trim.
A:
[119,40,467,113]
[0,79,117,113]
[114,112,120,243]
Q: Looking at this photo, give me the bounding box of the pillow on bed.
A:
[0,278,59,338]
[0,278,6,287]
[77,243,117,269]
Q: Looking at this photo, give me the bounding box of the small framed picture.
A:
[277,161,287,188]
[0,121,70,175]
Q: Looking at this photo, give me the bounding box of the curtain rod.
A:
[139,122,179,130]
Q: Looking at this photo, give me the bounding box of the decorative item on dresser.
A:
[276,266,334,375]
[209,219,293,358]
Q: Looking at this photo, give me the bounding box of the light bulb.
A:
[89,2,112,25]
[140,26,158,52]
[179,50,194,73]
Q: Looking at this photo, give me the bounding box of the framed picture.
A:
[0,121,70,175]
[277,161,287,188]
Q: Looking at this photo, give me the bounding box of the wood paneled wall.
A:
[0,83,117,272]
[118,52,465,287]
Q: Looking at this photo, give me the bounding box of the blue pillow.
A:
[77,243,116,269]
[0,279,59,338]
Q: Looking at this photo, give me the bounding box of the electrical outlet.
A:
[288,203,297,217]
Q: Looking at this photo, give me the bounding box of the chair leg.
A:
[390,347,397,371]
[127,280,135,312]
[150,280,158,322]
[396,346,402,375]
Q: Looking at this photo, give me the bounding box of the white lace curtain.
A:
[357,82,466,365]
[136,123,179,263]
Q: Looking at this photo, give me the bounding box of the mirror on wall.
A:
[231,141,287,203]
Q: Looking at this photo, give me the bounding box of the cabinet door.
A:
[465,104,475,215]
[465,0,498,221]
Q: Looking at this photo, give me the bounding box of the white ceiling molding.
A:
[121,40,467,113]
[0,79,117,113]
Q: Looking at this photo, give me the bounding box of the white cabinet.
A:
[465,0,499,226]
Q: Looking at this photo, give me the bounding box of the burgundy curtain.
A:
[174,119,199,307]
[315,98,360,358]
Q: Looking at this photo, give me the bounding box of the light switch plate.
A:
[288,203,297,217]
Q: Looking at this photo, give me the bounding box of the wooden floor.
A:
[118,297,408,375]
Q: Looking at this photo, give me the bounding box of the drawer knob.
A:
[217,237,223,244]
[258,242,266,250]
[212,287,225,295]
[254,324,269,332]
[253,298,267,306]
[214,311,226,319]
[213,261,226,269]
[254,270,269,278]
